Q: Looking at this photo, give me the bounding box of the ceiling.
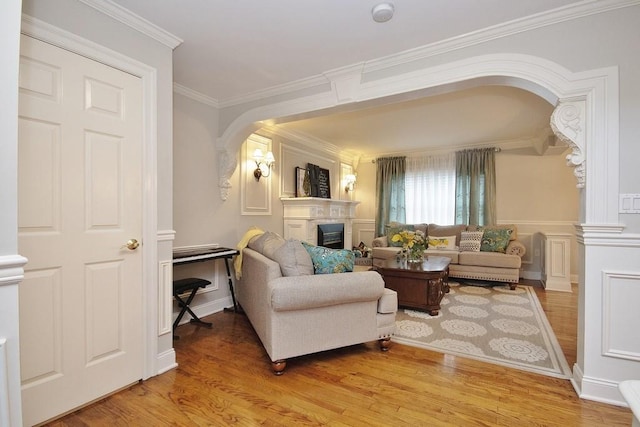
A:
[109,0,580,156]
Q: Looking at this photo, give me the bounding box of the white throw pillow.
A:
[427,235,456,250]
[459,231,483,252]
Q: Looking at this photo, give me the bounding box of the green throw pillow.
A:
[479,228,512,253]
[386,223,415,247]
[301,241,355,274]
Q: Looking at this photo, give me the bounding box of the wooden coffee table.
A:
[375,256,451,315]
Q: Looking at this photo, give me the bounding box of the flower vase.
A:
[407,248,424,263]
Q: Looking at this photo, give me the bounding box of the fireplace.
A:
[281,197,359,250]
[317,223,344,249]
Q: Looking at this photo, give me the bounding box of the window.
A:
[405,153,456,224]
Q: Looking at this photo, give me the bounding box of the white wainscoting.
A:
[352,219,376,248]
[499,220,578,283]
[543,233,573,291]
[158,260,173,336]
[602,271,640,361]
[0,338,9,427]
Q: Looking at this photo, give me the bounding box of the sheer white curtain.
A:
[405,153,456,224]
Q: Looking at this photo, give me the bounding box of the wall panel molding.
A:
[602,270,640,361]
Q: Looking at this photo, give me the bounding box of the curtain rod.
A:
[371,147,501,162]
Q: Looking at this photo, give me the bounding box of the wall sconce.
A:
[253,149,275,181]
[344,174,357,193]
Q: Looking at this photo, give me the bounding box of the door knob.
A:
[124,239,140,250]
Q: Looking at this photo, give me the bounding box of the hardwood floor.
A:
[45,283,631,426]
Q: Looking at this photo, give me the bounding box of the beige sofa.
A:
[236,233,397,375]
[372,223,526,288]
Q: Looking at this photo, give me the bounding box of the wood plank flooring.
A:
[45,283,632,426]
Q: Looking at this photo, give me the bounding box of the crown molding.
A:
[218,75,329,108]
[78,0,183,49]
[173,83,219,108]
[363,0,640,74]
[217,0,638,108]
[263,125,357,164]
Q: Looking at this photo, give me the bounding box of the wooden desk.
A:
[173,246,239,312]
[375,256,450,316]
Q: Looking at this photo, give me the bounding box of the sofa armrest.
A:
[378,288,397,314]
[372,236,388,247]
[270,271,385,312]
[506,240,527,257]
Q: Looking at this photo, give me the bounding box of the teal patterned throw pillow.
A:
[479,228,512,253]
[301,242,355,274]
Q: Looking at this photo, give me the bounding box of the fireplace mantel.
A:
[281,197,359,249]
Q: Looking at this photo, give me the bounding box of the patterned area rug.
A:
[393,282,572,379]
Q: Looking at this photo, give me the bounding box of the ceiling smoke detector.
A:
[372,2,394,23]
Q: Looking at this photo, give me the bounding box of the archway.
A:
[217,53,621,399]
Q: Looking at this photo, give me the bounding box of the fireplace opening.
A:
[317,223,344,249]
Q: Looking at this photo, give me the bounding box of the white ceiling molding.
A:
[263,125,358,164]
[363,0,640,74]
[79,0,183,49]
[215,0,638,108]
[323,63,365,104]
[219,75,329,109]
[174,83,219,108]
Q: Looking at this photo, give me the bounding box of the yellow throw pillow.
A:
[427,235,456,250]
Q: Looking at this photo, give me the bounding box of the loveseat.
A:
[236,231,397,374]
[372,223,526,288]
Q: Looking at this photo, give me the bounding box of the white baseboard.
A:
[572,363,628,407]
[155,348,177,375]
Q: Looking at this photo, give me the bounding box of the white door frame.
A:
[21,16,159,380]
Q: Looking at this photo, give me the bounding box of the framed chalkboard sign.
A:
[307,163,331,199]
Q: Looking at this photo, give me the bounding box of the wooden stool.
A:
[173,277,212,339]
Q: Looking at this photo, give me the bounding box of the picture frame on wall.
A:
[307,163,331,199]
[295,167,311,197]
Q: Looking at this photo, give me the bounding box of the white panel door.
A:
[18,35,143,426]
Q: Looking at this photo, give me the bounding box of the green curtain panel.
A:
[375,156,406,236]
[455,148,496,226]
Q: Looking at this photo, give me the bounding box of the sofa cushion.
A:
[385,222,415,247]
[459,231,483,252]
[301,242,355,274]
[427,235,456,250]
[271,239,314,277]
[427,224,467,246]
[479,228,512,253]
[425,249,459,264]
[248,231,285,257]
[458,251,521,269]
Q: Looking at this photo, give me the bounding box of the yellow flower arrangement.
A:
[391,229,426,262]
